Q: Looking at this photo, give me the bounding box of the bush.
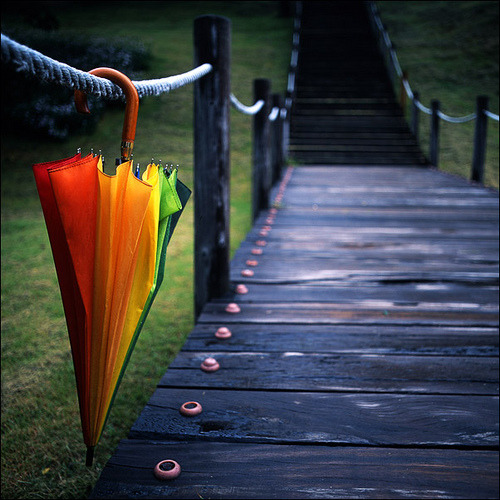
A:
[1,27,151,140]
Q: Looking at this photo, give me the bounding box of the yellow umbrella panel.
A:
[89,159,156,451]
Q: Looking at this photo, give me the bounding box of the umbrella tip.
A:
[86,446,95,467]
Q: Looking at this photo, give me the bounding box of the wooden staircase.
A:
[290,0,427,166]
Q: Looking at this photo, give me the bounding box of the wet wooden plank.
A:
[254,210,500,227]
[231,269,498,286]
[130,388,499,448]
[90,440,499,499]
[160,351,499,395]
[276,192,498,208]
[282,165,493,188]
[183,323,499,357]
[198,301,499,326]
[223,282,499,306]
[245,226,499,241]
[235,239,499,259]
[230,254,499,275]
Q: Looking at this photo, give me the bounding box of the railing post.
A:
[284,7,300,167]
[283,96,291,165]
[193,15,231,320]
[471,95,489,184]
[252,78,271,222]
[411,90,420,143]
[429,99,440,168]
[271,93,284,184]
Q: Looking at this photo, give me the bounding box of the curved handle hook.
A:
[74,67,139,163]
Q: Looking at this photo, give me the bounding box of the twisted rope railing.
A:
[484,110,500,122]
[368,4,498,123]
[268,107,280,121]
[367,2,498,183]
[229,93,283,122]
[437,110,477,123]
[1,33,212,99]
[229,93,264,115]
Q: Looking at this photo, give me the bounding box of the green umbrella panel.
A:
[104,166,191,424]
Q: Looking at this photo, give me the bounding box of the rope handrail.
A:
[437,110,476,123]
[229,93,265,115]
[414,99,432,114]
[268,106,280,122]
[484,110,499,122]
[368,4,499,124]
[230,93,284,122]
[1,33,212,99]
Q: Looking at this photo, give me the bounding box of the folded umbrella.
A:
[33,68,189,465]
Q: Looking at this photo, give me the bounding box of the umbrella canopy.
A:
[32,68,190,465]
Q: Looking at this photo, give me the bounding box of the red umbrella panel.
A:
[33,152,99,441]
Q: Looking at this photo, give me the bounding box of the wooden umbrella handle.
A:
[74,67,139,162]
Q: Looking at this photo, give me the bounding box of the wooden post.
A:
[411,90,420,143]
[252,78,271,222]
[193,15,231,320]
[283,94,291,165]
[429,99,440,168]
[271,93,284,184]
[471,95,489,184]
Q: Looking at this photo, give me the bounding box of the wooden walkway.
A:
[90,165,499,499]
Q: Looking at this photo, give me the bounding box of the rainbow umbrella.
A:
[33,68,189,465]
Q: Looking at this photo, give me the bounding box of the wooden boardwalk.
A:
[91,165,499,499]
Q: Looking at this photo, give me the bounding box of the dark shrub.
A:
[2,28,151,140]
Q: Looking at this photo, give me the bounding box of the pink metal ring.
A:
[215,326,232,339]
[241,269,254,277]
[246,259,258,267]
[235,284,248,294]
[180,401,202,417]
[270,208,278,214]
[154,460,181,480]
[259,230,268,237]
[251,248,263,255]
[262,225,272,231]
[256,240,267,247]
[225,302,241,313]
[201,357,220,372]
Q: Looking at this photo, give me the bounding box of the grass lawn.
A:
[377,0,499,188]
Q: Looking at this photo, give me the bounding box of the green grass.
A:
[377,0,499,188]
[1,2,292,498]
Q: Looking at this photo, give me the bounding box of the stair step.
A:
[290,139,420,146]
[290,133,417,141]
[290,154,427,163]
[289,144,422,152]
